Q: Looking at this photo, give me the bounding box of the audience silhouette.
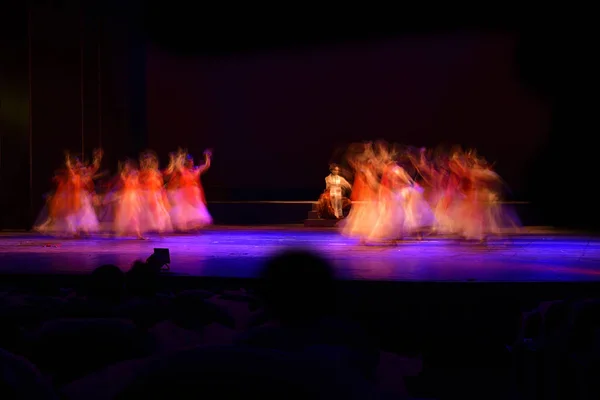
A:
[2,248,599,399]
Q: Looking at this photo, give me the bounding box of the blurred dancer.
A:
[401,179,435,240]
[139,151,172,234]
[367,154,412,243]
[168,149,213,231]
[369,161,410,242]
[456,151,520,241]
[400,148,435,239]
[34,149,103,237]
[340,143,380,242]
[34,160,72,235]
[113,160,145,239]
[418,148,462,236]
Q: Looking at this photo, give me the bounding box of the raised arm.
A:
[89,148,103,175]
[164,152,177,176]
[395,166,414,186]
[408,148,431,178]
[449,155,467,176]
[196,150,212,174]
[64,152,77,178]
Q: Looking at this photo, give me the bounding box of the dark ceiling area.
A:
[139,6,566,95]
[140,8,565,100]
[141,4,526,56]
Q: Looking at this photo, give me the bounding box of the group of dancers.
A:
[35,140,520,242]
[34,148,213,239]
[320,141,520,243]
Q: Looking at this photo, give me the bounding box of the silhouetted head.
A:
[88,264,125,302]
[140,151,158,170]
[258,249,336,326]
[120,159,138,175]
[184,154,194,168]
[126,260,160,297]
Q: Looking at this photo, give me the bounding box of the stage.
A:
[1,226,599,282]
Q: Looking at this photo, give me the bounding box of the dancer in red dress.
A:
[340,143,381,242]
[113,160,145,239]
[368,159,411,242]
[139,151,172,234]
[168,149,213,231]
[34,149,103,237]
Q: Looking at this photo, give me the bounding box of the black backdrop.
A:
[0,2,145,229]
[1,4,597,229]
[146,35,548,199]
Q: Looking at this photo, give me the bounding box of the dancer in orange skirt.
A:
[339,143,381,241]
[455,150,520,242]
[367,143,414,243]
[139,151,172,234]
[113,160,145,239]
[168,149,213,231]
[34,149,103,237]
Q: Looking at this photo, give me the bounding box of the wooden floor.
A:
[0,226,599,281]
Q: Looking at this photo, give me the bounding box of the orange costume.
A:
[34,151,102,236]
[113,164,144,238]
[139,154,172,233]
[168,150,213,231]
[340,162,380,239]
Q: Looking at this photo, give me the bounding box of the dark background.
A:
[0,3,596,229]
[147,35,548,193]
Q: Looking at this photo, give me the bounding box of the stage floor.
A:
[1,226,599,282]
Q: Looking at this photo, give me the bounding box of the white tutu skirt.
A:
[34,192,99,236]
[169,188,212,231]
[139,190,172,233]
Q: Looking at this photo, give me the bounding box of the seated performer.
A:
[317,164,351,219]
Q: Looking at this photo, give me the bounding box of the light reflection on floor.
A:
[0,227,599,281]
